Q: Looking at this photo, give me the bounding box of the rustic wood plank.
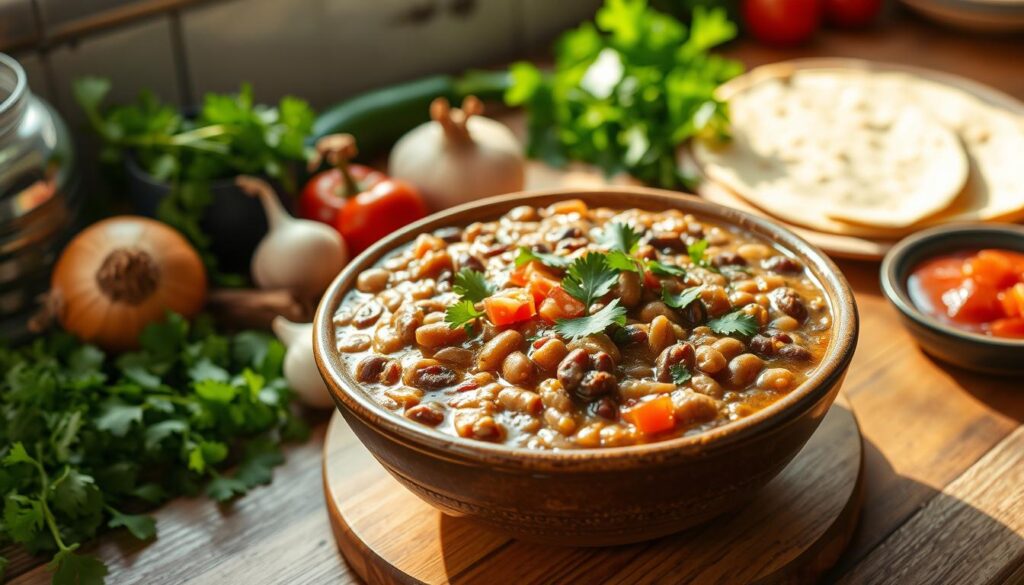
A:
[323,402,863,584]
[837,426,1024,585]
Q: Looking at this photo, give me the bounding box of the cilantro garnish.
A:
[646,259,687,278]
[515,247,572,270]
[606,250,643,273]
[670,364,692,385]
[554,299,628,341]
[600,222,643,254]
[452,268,494,302]
[562,253,620,307]
[662,287,702,310]
[707,309,759,337]
[688,239,710,267]
[445,300,484,332]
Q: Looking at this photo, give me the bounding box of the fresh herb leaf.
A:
[515,247,571,270]
[600,222,643,254]
[707,310,759,337]
[688,239,710,267]
[452,268,494,303]
[646,259,687,278]
[107,507,156,540]
[669,364,692,385]
[606,250,642,273]
[554,299,628,340]
[445,300,484,332]
[662,287,703,310]
[562,253,620,307]
[505,2,742,188]
[49,549,108,585]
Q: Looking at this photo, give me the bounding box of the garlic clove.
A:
[273,316,335,409]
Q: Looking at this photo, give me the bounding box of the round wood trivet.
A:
[323,399,863,585]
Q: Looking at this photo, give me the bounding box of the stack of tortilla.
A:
[692,60,1024,254]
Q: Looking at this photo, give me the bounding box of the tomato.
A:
[538,286,586,322]
[484,289,536,326]
[302,134,428,256]
[298,164,385,225]
[742,0,821,46]
[822,0,882,28]
[991,318,1024,338]
[999,283,1024,318]
[625,395,676,436]
[964,250,1019,289]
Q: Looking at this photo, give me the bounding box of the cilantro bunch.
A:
[506,0,743,188]
[0,315,306,584]
[74,78,315,284]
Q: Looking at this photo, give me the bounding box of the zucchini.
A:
[312,70,511,158]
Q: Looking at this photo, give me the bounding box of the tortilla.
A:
[693,68,970,231]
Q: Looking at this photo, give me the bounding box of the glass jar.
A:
[0,53,80,341]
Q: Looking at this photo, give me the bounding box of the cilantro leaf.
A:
[3,442,35,467]
[107,507,156,540]
[606,250,642,273]
[452,268,494,303]
[50,468,101,518]
[3,494,43,542]
[707,310,759,337]
[646,259,687,278]
[670,364,692,385]
[562,254,620,307]
[206,475,249,502]
[94,401,144,437]
[49,549,108,585]
[554,299,628,341]
[445,300,484,332]
[515,247,571,270]
[688,239,710,267]
[662,287,702,310]
[600,222,643,254]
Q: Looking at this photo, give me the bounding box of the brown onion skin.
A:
[50,216,207,352]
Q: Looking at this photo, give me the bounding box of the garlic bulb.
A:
[236,176,348,301]
[389,96,525,210]
[272,317,335,409]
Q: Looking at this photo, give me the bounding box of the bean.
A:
[539,379,574,412]
[636,244,658,260]
[617,272,642,308]
[695,346,726,375]
[385,386,423,408]
[690,374,724,398]
[743,304,770,326]
[378,289,403,312]
[455,252,485,273]
[615,324,648,346]
[749,335,776,357]
[394,307,425,344]
[498,387,542,415]
[556,349,590,395]
[730,291,756,307]
[337,333,371,353]
[600,424,635,447]
[333,305,355,326]
[757,274,786,292]
[413,250,454,280]
[531,338,568,371]
[433,346,474,368]
[506,205,538,221]
[640,300,677,323]
[590,351,615,373]
[706,227,730,246]
[671,391,720,423]
[502,351,536,386]
[712,337,745,360]
[771,315,800,331]
[647,315,676,356]
[764,256,802,273]
[405,403,445,426]
[448,384,500,409]
[352,301,384,328]
[726,353,764,387]
[574,423,603,447]
[700,286,731,316]
[733,279,758,294]
[355,356,400,384]
[356,268,390,293]
[771,288,808,322]
[415,322,468,349]
[712,251,746,268]
[568,333,621,363]
[679,298,709,327]
[478,330,524,372]
[650,231,686,250]
[758,368,797,392]
[413,233,445,257]
[655,343,696,382]
[619,380,675,400]
[548,198,587,215]
[778,344,813,361]
[434,226,463,242]
[406,360,461,390]
[576,370,617,401]
[593,397,619,420]
[737,243,772,262]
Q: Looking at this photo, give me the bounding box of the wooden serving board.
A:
[322,398,864,585]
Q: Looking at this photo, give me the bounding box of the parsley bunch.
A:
[74,78,315,284]
[506,0,742,188]
[0,315,306,584]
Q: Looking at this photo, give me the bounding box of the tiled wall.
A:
[3,0,602,129]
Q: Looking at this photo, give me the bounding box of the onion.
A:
[42,216,207,352]
[389,96,525,210]
[272,317,334,409]
[236,176,349,301]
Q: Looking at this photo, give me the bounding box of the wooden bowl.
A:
[313,188,859,546]
[881,223,1024,376]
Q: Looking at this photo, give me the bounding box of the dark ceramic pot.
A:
[125,155,288,274]
[881,223,1024,376]
[314,188,859,546]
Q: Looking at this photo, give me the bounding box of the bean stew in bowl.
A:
[314,188,857,545]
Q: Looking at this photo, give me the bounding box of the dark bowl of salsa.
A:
[881,223,1024,376]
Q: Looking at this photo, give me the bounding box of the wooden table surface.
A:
[7,8,1024,585]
